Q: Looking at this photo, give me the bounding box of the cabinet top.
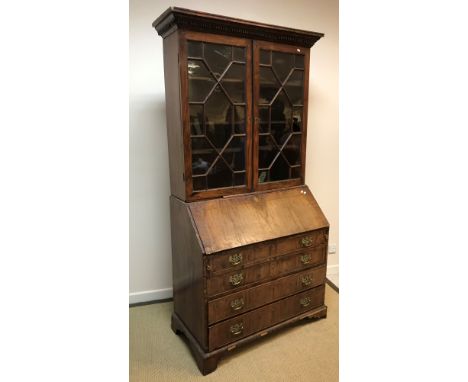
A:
[152,7,324,47]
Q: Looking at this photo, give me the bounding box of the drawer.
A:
[206,242,272,274]
[206,245,327,297]
[208,285,325,351]
[275,229,328,256]
[208,265,327,324]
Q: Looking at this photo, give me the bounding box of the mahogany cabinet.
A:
[153,7,328,375]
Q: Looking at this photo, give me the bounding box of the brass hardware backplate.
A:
[229,253,243,266]
[300,236,313,247]
[300,254,312,264]
[301,275,312,286]
[230,322,244,335]
[300,297,312,307]
[229,273,244,286]
[230,297,245,311]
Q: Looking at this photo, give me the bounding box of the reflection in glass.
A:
[284,70,304,105]
[233,46,245,62]
[190,104,204,135]
[271,91,292,145]
[187,41,203,58]
[272,51,294,82]
[222,136,245,171]
[259,67,280,104]
[188,60,215,102]
[258,135,278,169]
[292,108,302,132]
[207,158,232,188]
[260,49,271,65]
[283,134,301,166]
[221,63,245,103]
[205,86,232,149]
[234,106,245,134]
[204,43,231,78]
[191,137,217,175]
[259,107,269,133]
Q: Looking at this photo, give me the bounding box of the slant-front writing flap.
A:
[189,185,328,254]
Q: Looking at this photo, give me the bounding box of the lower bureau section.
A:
[208,284,325,351]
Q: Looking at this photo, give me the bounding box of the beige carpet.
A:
[130,285,338,381]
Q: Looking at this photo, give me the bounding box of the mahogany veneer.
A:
[154,7,327,375]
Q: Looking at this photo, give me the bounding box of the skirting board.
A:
[129,288,173,304]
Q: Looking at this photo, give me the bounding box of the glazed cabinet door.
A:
[252,41,310,191]
[179,31,252,201]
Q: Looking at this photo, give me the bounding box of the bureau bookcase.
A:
[153,7,328,375]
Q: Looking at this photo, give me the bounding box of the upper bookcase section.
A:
[152,7,324,47]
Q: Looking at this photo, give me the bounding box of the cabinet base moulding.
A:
[171,306,327,375]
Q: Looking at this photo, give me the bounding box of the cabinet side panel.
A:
[170,196,207,349]
[163,32,185,200]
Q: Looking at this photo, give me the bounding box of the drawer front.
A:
[208,265,327,324]
[272,245,327,276]
[208,285,325,351]
[206,246,327,297]
[275,229,328,256]
[207,242,271,274]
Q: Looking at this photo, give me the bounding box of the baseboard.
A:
[129,287,173,305]
[327,264,339,276]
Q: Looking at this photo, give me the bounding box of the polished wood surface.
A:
[156,8,327,375]
[170,196,207,349]
[190,185,329,254]
[208,285,325,351]
[208,265,326,324]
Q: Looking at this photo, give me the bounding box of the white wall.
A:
[130,0,338,302]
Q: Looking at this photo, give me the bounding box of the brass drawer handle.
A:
[301,275,312,286]
[229,253,243,266]
[300,236,314,247]
[229,273,244,286]
[300,254,312,264]
[230,322,244,336]
[230,298,245,311]
[300,297,312,307]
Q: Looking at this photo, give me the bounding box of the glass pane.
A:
[234,172,245,186]
[271,91,292,146]
[234,106,245,134]
[222,136,246,171]
[221,63,245,103]
[233,46,245,62]
[270,155,290,181]
[260,49,270,65]
[258,135,278,169]
[283,134,301,166]
[295,54,304,69]
[291,166,301,179]
[259,106,269,133]
[188,60,215,102]
[207,158,232,188]
[284,70,304,105]
[204,42,231,78]
[259,67,280,104]
[191,137,217,175]
[190,104,204,135]
[292,108,302,132]
[187,41,203,58]
[193,176,207,191]
[205,86,232,149]
[272,51,294,82]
